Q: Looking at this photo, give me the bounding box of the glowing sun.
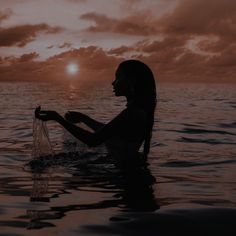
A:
[66,63,79,75]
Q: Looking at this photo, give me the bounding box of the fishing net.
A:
[32,117,54,159]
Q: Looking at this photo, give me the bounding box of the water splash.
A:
[32,117,54,159]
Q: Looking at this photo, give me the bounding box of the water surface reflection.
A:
[24,154,158,229]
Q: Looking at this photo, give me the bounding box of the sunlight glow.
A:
[66,63,79,75]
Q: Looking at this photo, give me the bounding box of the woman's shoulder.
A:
[125,102,147,114]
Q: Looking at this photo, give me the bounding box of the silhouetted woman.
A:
[35,60,157,166]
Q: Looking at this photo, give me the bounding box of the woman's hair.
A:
[118,60,157,157]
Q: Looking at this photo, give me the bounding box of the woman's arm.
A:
[57,115,102,147]
[35,108,129,147]
[65,111,104,131]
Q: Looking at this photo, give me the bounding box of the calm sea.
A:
[0,81,235,235]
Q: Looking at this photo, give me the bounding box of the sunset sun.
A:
[66,63,79,76]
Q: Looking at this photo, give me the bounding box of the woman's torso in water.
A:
[105,103,147,162]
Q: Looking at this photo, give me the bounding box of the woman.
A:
[35,60,157,166]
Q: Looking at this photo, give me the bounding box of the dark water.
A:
[0,81,235,235]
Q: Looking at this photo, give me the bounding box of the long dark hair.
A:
[118,60,157,157]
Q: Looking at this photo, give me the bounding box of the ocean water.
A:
[0,81,235,235]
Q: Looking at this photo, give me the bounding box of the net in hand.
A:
[32,117,54,159]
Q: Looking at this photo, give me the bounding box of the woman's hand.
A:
[65,111,85,123]
[35,106,61,122]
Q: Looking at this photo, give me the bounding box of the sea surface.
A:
[0,81,236,235]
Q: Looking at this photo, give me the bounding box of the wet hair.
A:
[118,60,157,157]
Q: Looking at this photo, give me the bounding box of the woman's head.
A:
[113,60,157,157]
[113,60,156,103]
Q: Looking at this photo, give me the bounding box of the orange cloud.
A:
[107,34,236,83]
[47,45,54,49]
[46,46,121,81]
[0,46,121,82]
[0,8,13,22]
[1,40,235,83]
[18,52,39,62]
[108,45,133,56]
[58,42,72,49]
[0,0,235,83]
[80,12,158,36]
[159,0,236,38]
[0,23,63,47]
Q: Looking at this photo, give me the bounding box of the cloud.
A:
[80,12,158,36]
[159,0,236,38]
[107,34,236,83]
[0,23,63,47]
[113,0,236,82]
[18,52,39,62]
[47,45,54,49]
[47,46,121,79]
[58,42,72,49]
[80,0,235,51]
[108,35,189,59]
[1,40,235,83]
[0,52,42,81]
[0,0,235,83]
[108,45,133,56]
[150,0,236,80]
[0,8,13,22]
[0,46,121,82]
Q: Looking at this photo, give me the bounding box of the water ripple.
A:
[178,128,235,136]
[161,159,236,168]
[178,137,236,145]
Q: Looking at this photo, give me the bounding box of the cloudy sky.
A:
[0,0,235,82]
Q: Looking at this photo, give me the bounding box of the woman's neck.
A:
[126,93,135,102]
[126,95,134,107]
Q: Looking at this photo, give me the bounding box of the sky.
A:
[0,0,235,82]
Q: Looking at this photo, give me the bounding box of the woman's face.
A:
[112,68,133,97]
